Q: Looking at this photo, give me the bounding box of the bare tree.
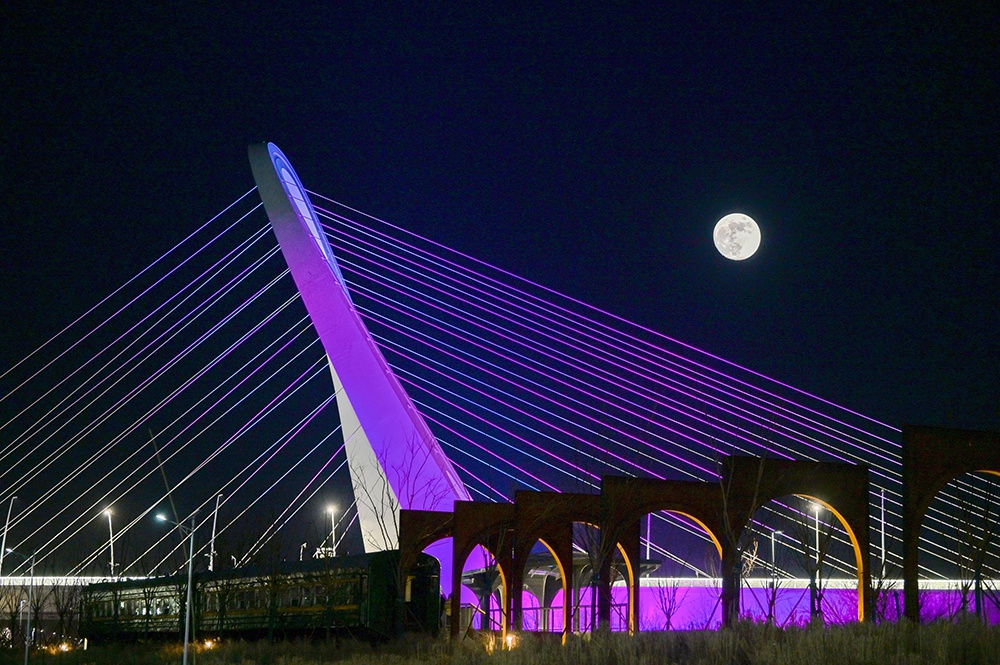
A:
[50,583,80,642]
[29,582,46,647]
[953,483,998,622]
[652,579,689,630]
[206,526,258,636]
[869,560,901,624]
[787,500,836,624]
[718,456,767,625]
[352,436,454,637]
[0,585,23,648]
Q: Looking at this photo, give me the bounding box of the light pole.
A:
[646,512,652,560]
[6,548,34,665]
[300,542,308,561]
[769,529,782,624]
[326,505,337,557]
[104,509,115,578]
[0,496,17,577]
[770,529,782,585]
[209,493,222,572]
[811,504,822,620]
[157,513,197,665]
[880,489,886,575]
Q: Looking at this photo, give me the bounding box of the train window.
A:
[301,587,312,607]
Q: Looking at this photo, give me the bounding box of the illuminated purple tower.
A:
[249,143,470,552]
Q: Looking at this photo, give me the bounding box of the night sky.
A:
[2,3,997,436]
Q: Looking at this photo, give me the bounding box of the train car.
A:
[80,550,440,643]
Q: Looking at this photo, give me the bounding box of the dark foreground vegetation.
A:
[8,621,1000,665]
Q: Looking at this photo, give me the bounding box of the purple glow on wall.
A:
[463,585,1000,632]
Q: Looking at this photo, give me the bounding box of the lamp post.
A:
[104,509,116,578]
[6,548,34,665]
[0,496,16,577]
[326,505,337,557]
[646,512,652,560]
[209,494,222,572]
[157,513,197,665]
[811,504,822,620]
[768,529,782,624]
[770,529,782,585]
[880,489,886,575]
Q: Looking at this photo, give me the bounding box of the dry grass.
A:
[33,621,1000,665]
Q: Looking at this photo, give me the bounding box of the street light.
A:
[811,504,823,619]
[880,488,886,575]
[326,505,337,557]
[770,529,782,585]
[157,513,197,665]
[209,494,223,572]
[6,548,34,665]
[299,542,308,561]
[768,529,782,624]
[104,510,115,578]
[0,496,17,577]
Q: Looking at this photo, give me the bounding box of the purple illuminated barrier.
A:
[461,585,1000,631]
[248,143,470,553]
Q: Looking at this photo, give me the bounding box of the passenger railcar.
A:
[80,550,440,642]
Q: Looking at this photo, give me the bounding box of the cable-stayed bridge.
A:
[0,149,996,627]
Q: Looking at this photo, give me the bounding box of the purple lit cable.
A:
[321,211,899,471]
[309,192,899,434]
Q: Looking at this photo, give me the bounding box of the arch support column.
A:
[902,426,1000,621]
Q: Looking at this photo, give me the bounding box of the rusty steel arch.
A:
[401,455,875,638]
[511,491,601,639]
[720,456,872,623]
[902,425,1000,621]
[601,476,726,632]
[448,501,515,639]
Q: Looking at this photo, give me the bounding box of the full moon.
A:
[713,213,761,260]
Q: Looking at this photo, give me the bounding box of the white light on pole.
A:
[813,505,820,570]
[646,513,652,560]
[0,496,17,578]
[770,529,782,585]
[812,503,822,619]
[104,510,115,578]
[328,506,337,556]
[157,513,197,665]
[209,494,222,572]
[769,529,783,624]
[880,489,886,574]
